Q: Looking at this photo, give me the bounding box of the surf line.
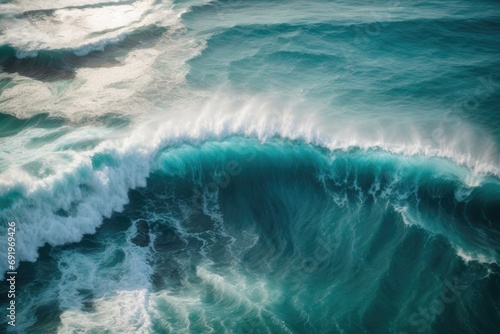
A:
[6,221,17,327]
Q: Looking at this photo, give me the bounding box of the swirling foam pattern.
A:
[1,0,499,333]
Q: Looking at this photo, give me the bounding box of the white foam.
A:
[0,0,130,14]
[0,137,152,274]
[0,0,174,54]
[0,7,200,120]
[394,206,498,265]
[72,34,127,57]
[55,226,153,332]
[393,205,417,227]
[59,289,152,333]
[455,247,497,265]
[1,92,499,276]
[169,93,500,177]
[149,292,200,333]
[0,46,159,119]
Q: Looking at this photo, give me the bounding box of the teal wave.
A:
[2,137,499,333]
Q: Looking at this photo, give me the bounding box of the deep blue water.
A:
[1,0,500,333]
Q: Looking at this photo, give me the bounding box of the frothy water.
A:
[1,0,499,333]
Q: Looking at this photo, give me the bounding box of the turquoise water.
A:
[1,0,500,333]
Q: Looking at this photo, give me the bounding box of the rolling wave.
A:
[1,119,499,277]
[1,0,499,332]
[2,135,498,332]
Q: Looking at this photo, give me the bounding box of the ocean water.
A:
[1,0,500,333]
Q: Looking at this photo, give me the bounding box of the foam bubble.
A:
[59,289,152,333]
[455,247,497,265]
[0,0,173,54]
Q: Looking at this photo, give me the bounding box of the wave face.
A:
[1,0,500,333]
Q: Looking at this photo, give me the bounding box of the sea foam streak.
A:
[0,0,174,56]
